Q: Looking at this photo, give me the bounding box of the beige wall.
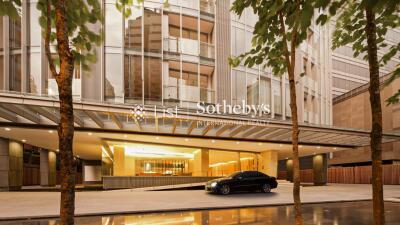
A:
[331,77,400,164]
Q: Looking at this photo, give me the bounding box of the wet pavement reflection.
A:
[0,201,399,225]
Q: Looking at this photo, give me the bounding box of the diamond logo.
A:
[130,105,145,121]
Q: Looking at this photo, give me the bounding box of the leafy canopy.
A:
[229,0,318,75]
[316,0,400,105]
[0,0,21,19]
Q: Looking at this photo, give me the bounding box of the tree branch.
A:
[44,0,58,78]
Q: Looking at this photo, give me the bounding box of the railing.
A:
[163,85,215,105]
[200,42,215,59]
[200,0,215,14]
[164,37,215,59]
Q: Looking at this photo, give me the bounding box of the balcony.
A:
[164,85,214,106]
[163,37,215,60]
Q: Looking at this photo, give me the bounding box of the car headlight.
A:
[210,182,217,187]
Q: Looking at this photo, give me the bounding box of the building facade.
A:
[0,0,398,190]
[331,74,400,166]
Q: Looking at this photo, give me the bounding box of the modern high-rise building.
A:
[0,0,399,190]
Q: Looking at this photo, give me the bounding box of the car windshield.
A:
[227,172,242,178]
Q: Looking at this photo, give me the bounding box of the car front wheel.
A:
[220,184,230,195]
[262,183,271,193]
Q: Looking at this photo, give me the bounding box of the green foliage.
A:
[229,0,318,76]
[0,0,21,19]
[36,0,103,73]
[316,0,400,104]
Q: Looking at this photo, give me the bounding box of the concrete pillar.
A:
[235,152,241,172]
[0,139,23,190]
[260,150,278,177]
[40,150,57,186]
[125,155,136,176]
[313,153,328,186]
[113,146,125,176]
[286,159,293,182]
[193,149,209,176]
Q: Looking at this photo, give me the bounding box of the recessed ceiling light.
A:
[56,149,59,152]
[155,136,160,140]
[48,130,54,133]
[185,138,189,142]
[299,145,303,148]
[211,139,216,143]
[4,128,11,131]
[316,146,321,149]
[76,155,80,158]
[286,157,288,160]
[88,132,93,136]
[258,142,262,146]
[279,144,283,147]
[236,141,240,144]
[22,139,26,142]
[124,134,128,138]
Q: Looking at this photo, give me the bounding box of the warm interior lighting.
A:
[88,132,93,136]
[4,128,11,131]
[240,157,253,161]
[124,146,194,158]
[21,139,26,142]
[48,130,53,133]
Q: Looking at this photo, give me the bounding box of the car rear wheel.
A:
[220,185,230,195]
[262,183,271,193]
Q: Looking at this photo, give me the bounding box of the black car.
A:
[205,171,278,195]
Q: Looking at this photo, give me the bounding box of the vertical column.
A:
[0,139,23,190]
[124,155,136,176]
[113,146,125,176]
[193,149,209,176]
[260,150,278,177]
[286,159,293,182]
[313,153,328,186]
[40,150,56,186]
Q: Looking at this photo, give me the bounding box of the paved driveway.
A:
[0,184,399,220]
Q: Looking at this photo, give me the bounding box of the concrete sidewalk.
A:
[0,184,399,220]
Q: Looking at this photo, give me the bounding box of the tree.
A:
[316,1,400,224]
[36,0,102,224]
[230,1,318,224]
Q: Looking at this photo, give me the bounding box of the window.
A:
[105,4,123,47]
[144,7,162,53]
[144,56,162,103]
[124,55,142,103]
[105,54,123,102]
[124,5,142,51]
[247,72,259,105]
[232,70,246,105]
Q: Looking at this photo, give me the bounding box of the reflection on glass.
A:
[0,17,3,50]
[273,80,282,115]
[0,56,3,89]
[144,56,162,103]
[105,4,123,47]
[144,7,162,53]
[260,76,271,110]
[247,73,259,105]
[9,14,21,49]
[29,3,42,46]
[124,5,142,51]
[29,53,41,94]
[232,70,246,105]
[9,54,21,92]
[105,54,123,102]
[124,55,142,103]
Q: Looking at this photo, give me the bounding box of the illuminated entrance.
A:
[102,141,260,177]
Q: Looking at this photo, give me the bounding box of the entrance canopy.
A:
[0,92,399,158]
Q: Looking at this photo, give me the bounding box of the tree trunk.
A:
[54,0,76,224]
[365,7,384,225]
[288,62,302,225]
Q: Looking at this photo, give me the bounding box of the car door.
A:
[240,172,257,191]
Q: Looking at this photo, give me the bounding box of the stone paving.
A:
[0,183,399,220]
